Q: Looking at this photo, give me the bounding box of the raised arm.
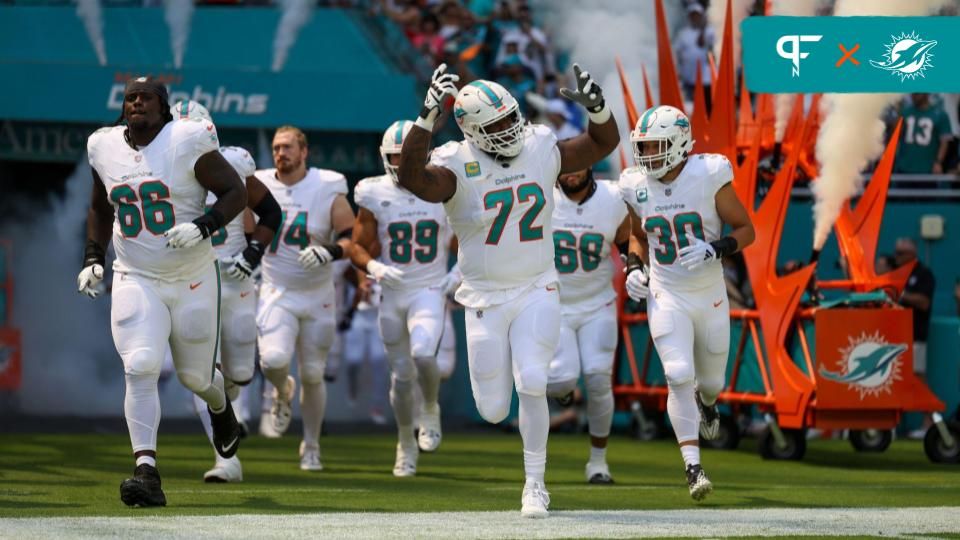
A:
[77,169,115,298]
[399,64,460,203]
[556,64,620,173]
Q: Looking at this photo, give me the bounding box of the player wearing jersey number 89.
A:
[618,105,755,502]
[547,168,631,485]
[254,125,355,472]
[81,77,247,507]
[351,120,460,477]
[398,63,620,518]
[173,100,284,483]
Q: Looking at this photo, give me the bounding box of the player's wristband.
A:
[587,102,611,124]
[321,242,344,261]
[192,208,226,239]
[709,236,738,258]
[415,112,437,132]
[83,239,106,268]
[625,252,644,275]
[241,240,265,269]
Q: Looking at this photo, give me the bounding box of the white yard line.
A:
[3,507,960,539]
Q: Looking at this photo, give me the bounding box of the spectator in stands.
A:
[411,12,446,60]
[893,237,935,438]
[894,93,953,174]
[496,54,536,114]
[464,0,496,21]
[494,3,552,84]
[437,0,464,41]
[674,3,714,113]
[382,0,422,39]
[876,254,895,275]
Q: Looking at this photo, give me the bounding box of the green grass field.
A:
[2,431,959,537]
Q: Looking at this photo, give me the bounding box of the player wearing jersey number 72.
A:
[398,62,619,518]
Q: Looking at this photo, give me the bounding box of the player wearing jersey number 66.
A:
[81,77,247,507]
[619,105,754,502]
[398,62,619,518]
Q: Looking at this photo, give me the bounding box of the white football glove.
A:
[625,266,649,301]
[298,245,334,270]
[438,264,463,296]
[164,223,204,249]
[366,260,405,288]
[678,237,718,272]
[77,264,104,299]
[417,63,460,131]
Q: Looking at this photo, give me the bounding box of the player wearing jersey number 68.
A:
[398,63,619,518]
[80,77,247,508]
[618,105,754,502]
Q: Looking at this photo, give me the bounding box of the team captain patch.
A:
[465,161,481,178]
[636,188,648,202]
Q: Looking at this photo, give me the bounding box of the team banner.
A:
[742,17,960,93]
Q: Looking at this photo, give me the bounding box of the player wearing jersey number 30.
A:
[399,63,619,518]
[619,105,755,502]
[80,77,247,507]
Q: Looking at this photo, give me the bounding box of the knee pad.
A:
[390,355,417,382]
[468,336,504,383]
[259,347,292,372]
[584,372,612,397]
[391,374,416,398]
[300,356,328,385]
[546,379,577,398]
[651,311,695,386]
[706,317,730,356]
[476,398,510,424]
[124,347,164,376]
[516,365,548,397]
[223,310,257,346]
[662,353,695,387]
[112,286,148,328]
[177,368,211,394]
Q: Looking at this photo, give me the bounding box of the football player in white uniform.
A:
[619,105,754,501]
[351,120,462,477]
[398,64,619,517]
[172,101,284,483]
[254,126,355,471]
[548,167,631,485]
[79,77,247,507]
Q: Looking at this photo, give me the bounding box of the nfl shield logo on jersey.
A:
[636,188,648,203]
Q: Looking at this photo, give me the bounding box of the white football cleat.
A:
[686,464,713,501]
[203,455,243,483]
[271,375,296,436]
[585,460,614,484]
[258,414,281,438]
[392,443,418,478]
[417,406,442,453]
[521,480,550,518]
[299,441,323,472]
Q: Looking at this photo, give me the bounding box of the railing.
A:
[790,174,960,199]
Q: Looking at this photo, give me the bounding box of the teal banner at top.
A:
[742,17,960,93]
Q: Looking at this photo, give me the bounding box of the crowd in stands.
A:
[376,0,583,140]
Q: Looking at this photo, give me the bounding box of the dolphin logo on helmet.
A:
[630,105,694,179]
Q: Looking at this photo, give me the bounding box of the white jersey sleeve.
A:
[437,124,560,308]
[206,146,256,259]
[179,118,221,169]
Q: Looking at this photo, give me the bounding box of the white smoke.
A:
[75,0,107,66]
[163,0,194,69]
[272,0,314,72]
[707,0,753,73]
[771,0,822,141]
[534,0,684,173]
[811,0,950,250]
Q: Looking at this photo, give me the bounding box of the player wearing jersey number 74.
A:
[398,62,619,518]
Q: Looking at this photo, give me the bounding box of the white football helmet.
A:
[630,105,694,179]
[220,146,257,178]
[380,120,414,182]
[453,80,525,158]
[172,100,212,123]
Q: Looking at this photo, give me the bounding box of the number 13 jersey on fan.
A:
[618,153,733,292]
[430,124,560,309]
[254,167,349,290]
[86,118,220,281]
